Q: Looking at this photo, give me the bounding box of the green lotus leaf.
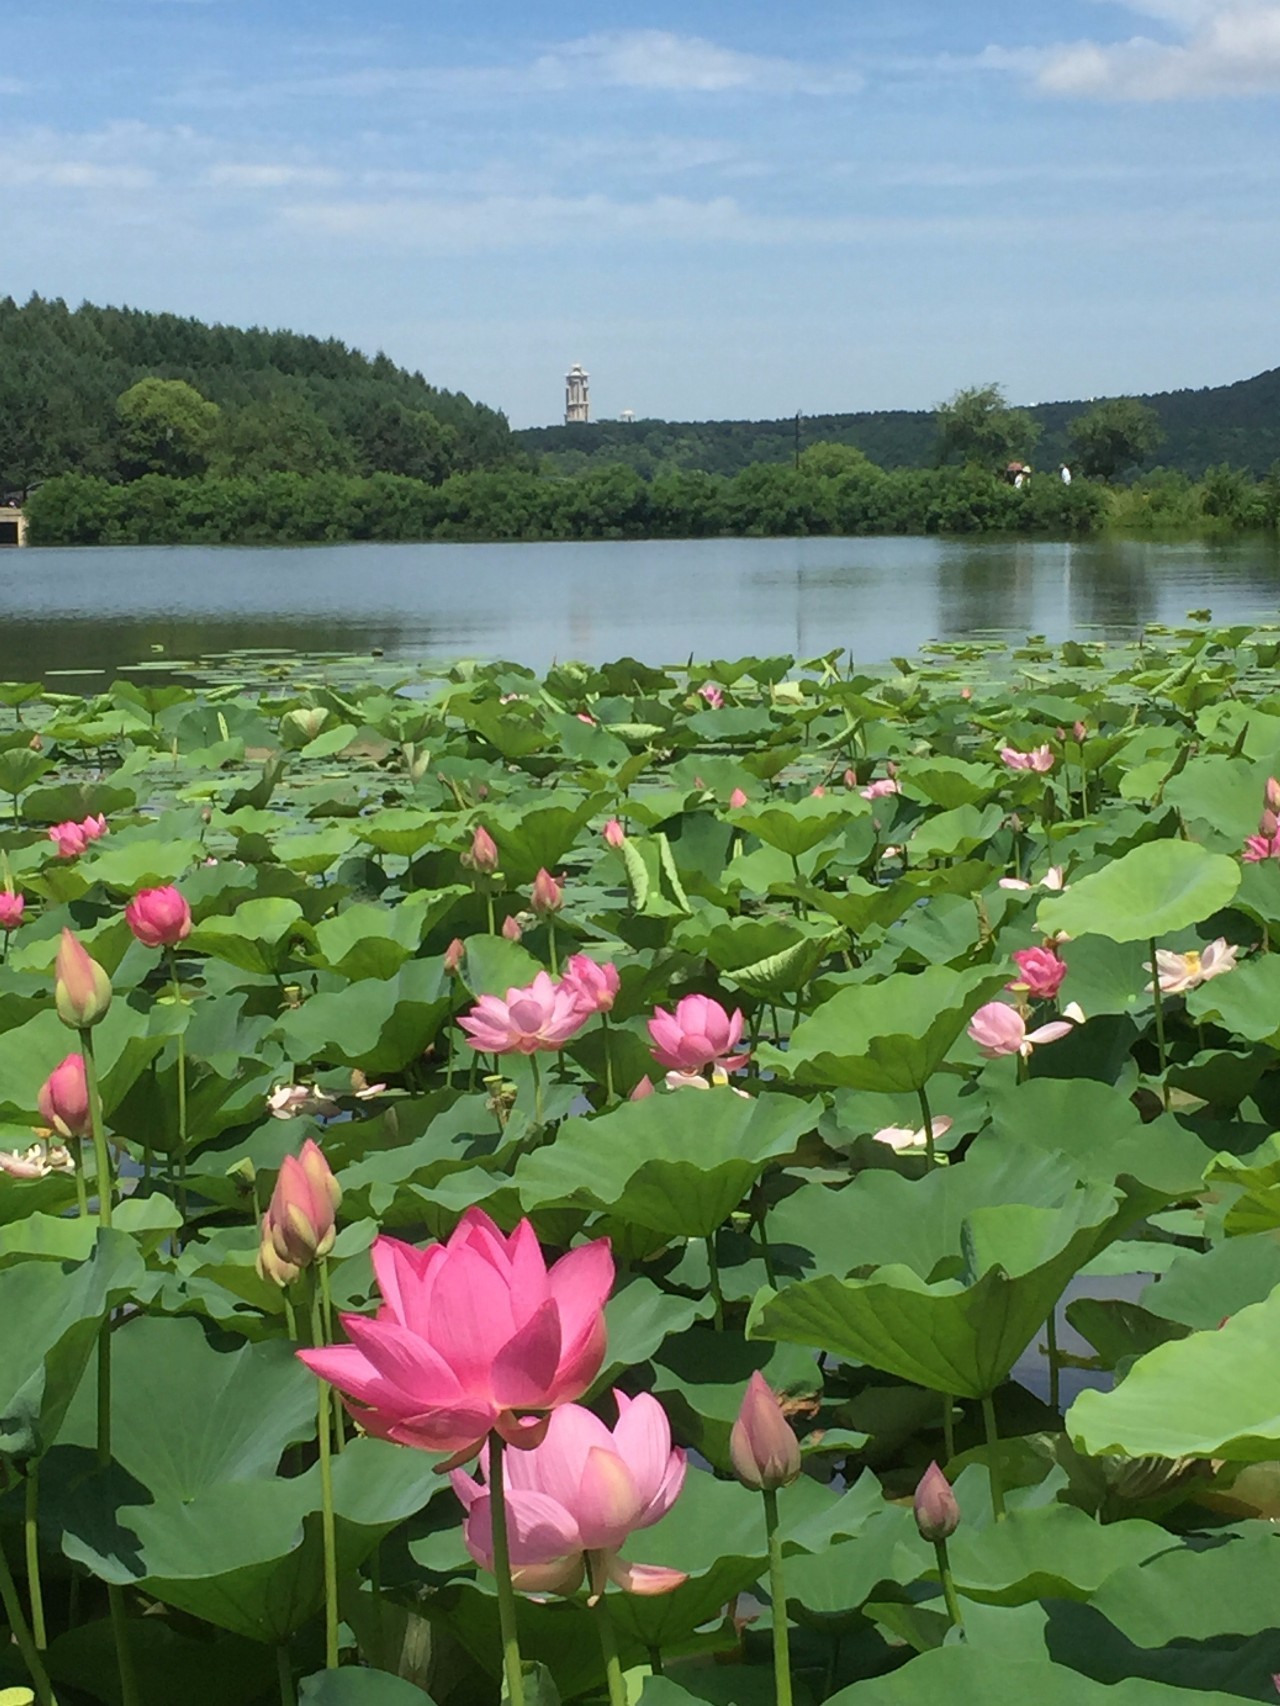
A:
[1035,839,1240,943]
[310,892,463,981]
[901,756,1006,808]
[353,808,438,858]
[945,1504,1169,1606]
[274,957,452,1074]
[824,1648,1244,1706]
[731,798,856,858]
[188,896,311,974]
[300,1671,431,1704]
[1186,954,1280,1045]
[1140,1232,1280,1328]
[908,802,1003,860]
[482,792,607,884]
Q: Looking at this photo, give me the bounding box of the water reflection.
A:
[2,534,1279,677]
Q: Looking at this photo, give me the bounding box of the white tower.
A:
[565,363,590,425]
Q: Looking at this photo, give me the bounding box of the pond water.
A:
[3,532,1280,678]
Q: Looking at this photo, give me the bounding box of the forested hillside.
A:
[520,366,1280,479]
[0,295,517,491]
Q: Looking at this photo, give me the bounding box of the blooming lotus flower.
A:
[999,865,1067,893]
[730,1372,801,1491]
[267,1082,340,1120]
[0,891,23,931]
[728,787,749,809]
[999,745,1055,773]
[968,1000,1077,1059]
[603,818,626,849]
[560,955,620,1018]
[459,972,587,1055]
[258,1138,341,1280]
[699,683,724,710]
[124,885,192,949]
[299,1209,614,1456]
[37,1053,90,1138]
[664,1068,751,1099]
[1145,938,1238,996]
[872,1115,953,1153]
[451,1391,686,1598]
[648,994,749,1075]
[530,869,563,916]
[48,821,89,858]
[54,929,112,1029]
[1242,833,1280,864]
[1009,946,1067,1000]
[0,1141,75,1180]
[860,778,901,801]
[465,825,499,875]
[914,1462,960,1542]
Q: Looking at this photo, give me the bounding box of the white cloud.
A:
[531,31,862,96]
[1029,2,1280,98]
[207,163,341,189]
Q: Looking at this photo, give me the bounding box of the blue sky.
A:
[3,1,1278,426]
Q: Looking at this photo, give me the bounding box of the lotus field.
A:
[3,629,1280,1706]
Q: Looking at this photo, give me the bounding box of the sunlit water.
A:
[3,533,1279,677]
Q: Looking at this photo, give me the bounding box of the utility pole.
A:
[794,410,802,470]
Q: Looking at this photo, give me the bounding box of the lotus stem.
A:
[276,1642,297,1706]
[73,1145,88,1219]
[980,1393,1006,1521]
[706,1232,726,1331]
[648,1645,665,1675]
[0,1523,58,1705]
[78,1028,113,1226]
[165,948,189,1234]
[487,1433,527,1706]
[600,1011,616,1105]
[108,1584,141,1706]
[592,1589,628,1706]
[310,1289,340,1670]
[756,1197,778,1289]
[1045,1305,1061,1414]
[485,891,496,937]
[934,1535,965,1636]
[24,1468,45,1650]
[916,1083,938,1169]
[547,917,559,977]
[318,1261,345,1455]
[762,1487,794,1706]
[1149,938,1171,1110]
[529,1051,544,1128]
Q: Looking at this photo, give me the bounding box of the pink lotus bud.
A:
[630,1075,655,1100]
[48,821,89,859]
[256,1235,301,1289]
[1009,946,1067,1000]
[81,814,108,844]
[444,936,466,975]
[54,929,112,1029]
[577,711,596,725]
[1261,810,1280,838]
[37,1053,90,1138]
[1266,777,1280,814]
[811,785,826,798]
[699,683,724,710]
[502,914,523,942]
[603,818,626,848]
[960,687,973,701]
[467,825,499,875]
[843,769,857,789]
[124,885,192,949]
[531,868,563,916]
[729,788,749,809]
[1073,721,1088,743]
[730,1371,801,1491]
[0,891,23,932]
[913,1461,960,1542]
[260,1137,341,1271]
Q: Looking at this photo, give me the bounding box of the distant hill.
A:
[518,367,1280,480]
[0,295,517,491]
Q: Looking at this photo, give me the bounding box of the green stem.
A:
[108,1584,141,1706]
[916,1082,937,1169]
[706,1232,726,1331]
[1149,938,1171,1110]
[78,1029,113,1225]
[980,1394,1006,1521]
[488,1433,526,1706]
[756,1201,778,1289]
[310,1290,340,1670]
[165,949,188,1233]
[547,917,559,978]
[276,1643,297,1706]
[592,1590,628,1706]
[934,1536,965,1636]
[942,1395,955,1465]
[73,1139,88,1218]
[600,1012,616,1105]
[762,1487,794,1706]
[647,1646,665,1676]
[0,1525,58,1705]
[24,1468,46,1650]
[317,1262,345,1455]
[485,890,496,937]
[1046,1305,1061,1415]
[529,1050,544,1128]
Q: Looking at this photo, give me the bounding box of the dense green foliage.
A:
[25,457,1104,546]
[0,295,517,492]
[1066,399,1164,482]
[0,628,1279,1703]
[521,364,1280,480]
[935,383,1040,469]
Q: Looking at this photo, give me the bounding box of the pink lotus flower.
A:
[728,787,749,809]
[1145,938,1238,995]
[1242,833,1280,864]
[648,994,749,1074]
[872,1116,953,1153]
[860,778,901,801]
[450,1391,686,1598]
[999,746,1055,773]
[267,1082,340,1121]
[530,869,563,916]
[968,1000,1077,1059]
[1009,946,1067,1000]
[730,1372,801,1492]
[299,1210,614,1456]
[459,972,588,1054]
[37,1053,90,1138]
[0,1142,74,1180]
[603,818,626,849]
[0,891,23,931]
[664,1068,750,1099]
[502,915,524,942]
[630,1076,655,1101]
[125,885,192,949]
[576,711,596,726]
[48,821,88,858]
[560,954,620,1017]
[699,683,724,710]
[999,864,1067,892]
[465,825,499,875]
[258,1138,341,1279]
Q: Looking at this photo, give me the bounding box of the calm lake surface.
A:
[3,533,1280,677]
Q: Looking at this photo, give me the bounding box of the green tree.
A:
[935,384,1040,471]
[115,377,220,478]
[1066,398,1163,481]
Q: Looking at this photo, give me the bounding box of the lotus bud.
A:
[466,825,499,875]
[444,936,466,975]
[263,1138,341,1269]
[913,1461,960,1542]
[125,885,192,949]
[256,1226,302,1289]
[37,1053,90,1138]
[603,818,626,848]
[54,929,113,1029]
[0,891,23,931]
[1262,809,1280,838]
[530,868,563,916]
[729,788,749,809]
[730,1371,802,1491]
[501,914,523,942]
[225,1157,257,1197]
[811,785,826,798]
[630,1075,655,1101]
[1267,777,1280,814]
[1073,720,1088,742]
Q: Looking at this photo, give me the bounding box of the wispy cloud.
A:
[1025,1,1280,98]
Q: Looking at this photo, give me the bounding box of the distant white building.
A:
[619,408,636,424]
[565,364,590,425]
